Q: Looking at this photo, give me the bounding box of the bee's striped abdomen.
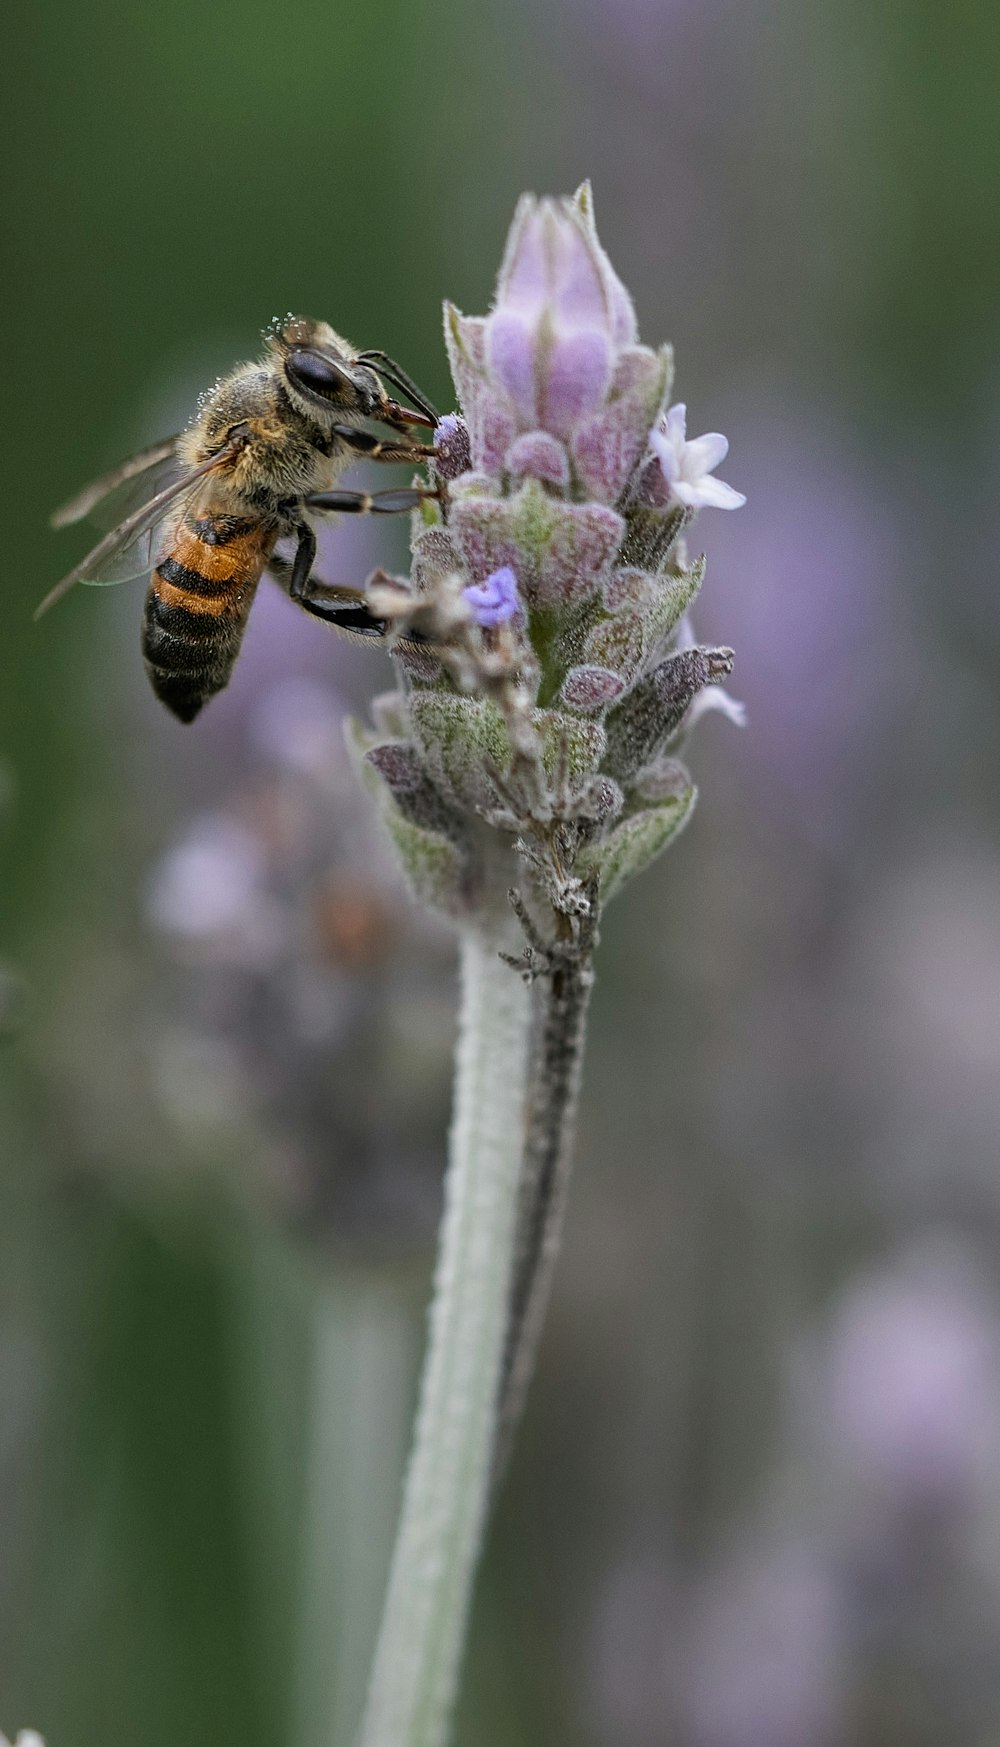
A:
[143,512,278,722]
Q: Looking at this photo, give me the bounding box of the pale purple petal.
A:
[496,198,549,317]
[573,399,650,503]
[571,181,638,344]
[542,329,613,435]
[505,430,571,489]
[570,347,666,500]
[549,207,609,329]
[486,312,537,424]
[476,187,654,451]
[601,268,638,348]
[443,306,488,400]
[460,380,517,476]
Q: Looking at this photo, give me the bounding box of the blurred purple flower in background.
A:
[148,815,282,968]
[775,1242,1000,1737]
[841,845,1000,1205]
[821,1243,1000,1522]
[706,407,919,846]
[142,669,454,1251]
[586,1537,846,1747]
[587,1552,678,1747]
[680,1540,845,1747]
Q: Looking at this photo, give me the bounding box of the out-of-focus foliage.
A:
[3,2,1000,1744]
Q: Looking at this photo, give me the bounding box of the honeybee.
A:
[39,318,440,721]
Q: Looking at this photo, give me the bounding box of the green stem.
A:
[357,925,532,1747]
[493,944,594,1483]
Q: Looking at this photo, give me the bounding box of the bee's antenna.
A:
[357,351,441,425]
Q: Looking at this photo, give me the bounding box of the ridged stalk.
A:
[493,947,595,1482]
[357,926,531,1747]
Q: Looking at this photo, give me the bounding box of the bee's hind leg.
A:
[268,525,399,642]
[288,520,319,603]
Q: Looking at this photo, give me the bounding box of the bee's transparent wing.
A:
[36,441,241,619]
[51,436,182,529]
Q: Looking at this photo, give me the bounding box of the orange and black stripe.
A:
[142,511,278,721]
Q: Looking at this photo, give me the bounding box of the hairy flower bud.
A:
[604,645,736,781]
[432,412,473,481]
[445,184,671,506]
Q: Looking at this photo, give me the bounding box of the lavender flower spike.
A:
[651,402,747,511]
[358,185,743,1747]
[462,566,521,628]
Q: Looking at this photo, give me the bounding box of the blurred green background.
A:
[4,3,1000,1744]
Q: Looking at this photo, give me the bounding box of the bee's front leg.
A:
[329,425,436,464]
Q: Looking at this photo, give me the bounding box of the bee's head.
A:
[268,316,382,423]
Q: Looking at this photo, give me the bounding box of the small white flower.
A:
[650,403,746,511]
[1,1732,46,1747]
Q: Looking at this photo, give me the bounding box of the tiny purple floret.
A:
[462,566,521,628]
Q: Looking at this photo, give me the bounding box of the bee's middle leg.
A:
[303,485,439,516]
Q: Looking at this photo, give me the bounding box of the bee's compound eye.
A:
[285,347,354,402]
